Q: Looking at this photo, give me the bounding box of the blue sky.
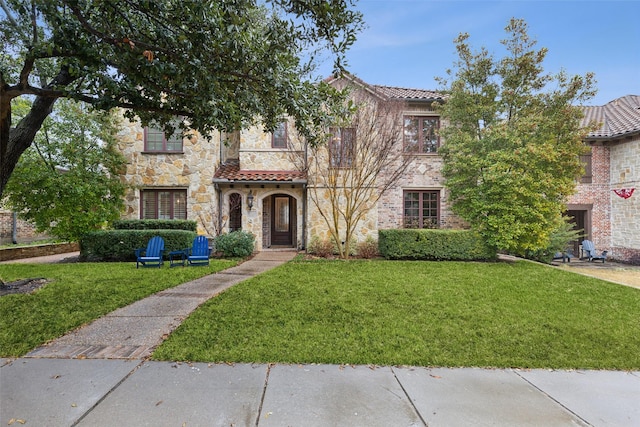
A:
[318,0,640,106]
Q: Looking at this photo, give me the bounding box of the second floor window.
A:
[144,122,183,152]
[272,122,288,148]
[404,116,439,153]
[580,149,592,183]
[329,127,355,168]
[141,189,187,219]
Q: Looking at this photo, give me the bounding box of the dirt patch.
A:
[0,278,49,296]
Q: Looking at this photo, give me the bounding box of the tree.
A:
[4,98,126,241]
[303,92,411,259]
[436,18,597,255]
[0,0,363,197]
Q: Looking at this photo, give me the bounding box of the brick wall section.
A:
[568,145,611,250]
[0,211,50,245]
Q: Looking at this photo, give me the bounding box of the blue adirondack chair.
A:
[186,235,211,266]
[581,240,608,263]
[135,236,165,268]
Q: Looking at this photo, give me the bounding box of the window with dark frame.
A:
[144,121,183,152]
[403,190,440,229]
[141,190,187,219]
[403,116,439,153]
[329,127,355,168]
[272,122,287,148]
[579,149,592,183]
[228,193,242,231]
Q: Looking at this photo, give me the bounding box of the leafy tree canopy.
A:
[4,98,126,241]
[436,18,597,255]
[0,0,363,196]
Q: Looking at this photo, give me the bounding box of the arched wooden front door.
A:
[271,195,294,246]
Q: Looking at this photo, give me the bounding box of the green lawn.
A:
[0,260,237,356]
[153,260,640,370]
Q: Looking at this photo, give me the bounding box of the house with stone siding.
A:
[568,95,640,264]
[115,76,639,263]
[117,74,463,251]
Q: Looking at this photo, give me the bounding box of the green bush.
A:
[112,219,197,231]
[378,229,496,261]
[213,231,255,258]
[80,229,197,261]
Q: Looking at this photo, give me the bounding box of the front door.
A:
[566,210,587,255]
[271,195,293,246]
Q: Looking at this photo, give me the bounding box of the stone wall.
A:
[0,242,79,261]
[239,121,304,171]
[610,137,639,262]
[117,115,220,236]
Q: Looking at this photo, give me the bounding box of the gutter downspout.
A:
[12,212,17,244]
[302,183,307,250]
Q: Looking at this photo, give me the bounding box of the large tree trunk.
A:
[1,95,59,198]
[1,67,76,198]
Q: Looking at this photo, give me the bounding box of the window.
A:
[403,191,440,228]
[228,193,242,231]
[141,190,187,219]
[144,122,183,152]
[404,116,439,153]
[272,122,288,148]
[329,127,355,168]
[579,150,592,183]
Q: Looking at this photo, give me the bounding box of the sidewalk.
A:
[2,359,638,426]
[1,251,639,426]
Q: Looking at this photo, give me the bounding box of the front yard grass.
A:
[153,260,640,370]
[0,260,237,356]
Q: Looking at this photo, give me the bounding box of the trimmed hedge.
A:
[378,229,497,261]
[112,219,197,232]
[80,229,197,262]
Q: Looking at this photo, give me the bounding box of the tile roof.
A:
[213,161,306,183]
[372,85,446,101]
[582,95,640,141]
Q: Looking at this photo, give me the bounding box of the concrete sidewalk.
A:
[2,250,640,426]
[2,359,639,426]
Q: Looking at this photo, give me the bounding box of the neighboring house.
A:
[568,95,640,263]
[117,76,639,263]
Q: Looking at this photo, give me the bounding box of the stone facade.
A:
[117,116,219,236]
[115,83,639,263]
[610,138,640,263]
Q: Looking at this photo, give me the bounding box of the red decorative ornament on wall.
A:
[612,188,635,199]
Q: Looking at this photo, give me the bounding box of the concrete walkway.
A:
[23,250,298,359]
[2,251,639,426]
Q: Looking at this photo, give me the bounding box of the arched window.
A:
[229,193,242,231]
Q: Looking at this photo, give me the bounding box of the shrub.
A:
[357,236,379,259]
[307,236,335,258]
[80,229,197,261]
[378,229,496,261]
[112,219,197,232]
[214,231,255,258]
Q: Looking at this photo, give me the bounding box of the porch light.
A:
[247,190,254,211]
